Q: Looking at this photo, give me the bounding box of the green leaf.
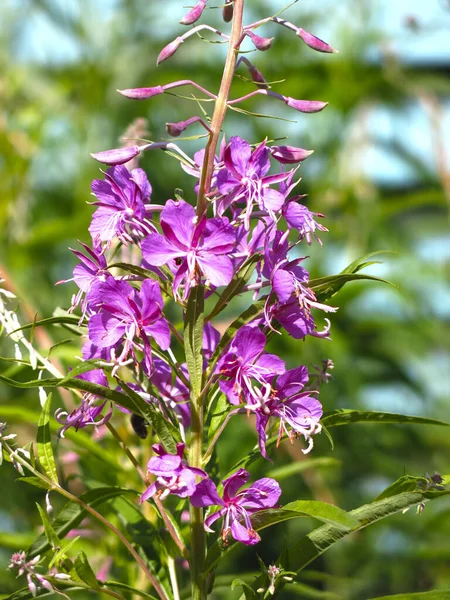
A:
[232,579,257,600]
[204,501,358,575]
[36,502,61,550]
[2,586,85,600]
[37,393,59,485]
[28,486,135,558]
[251,500,359,531]
[8,315,82,336]
[206,254,261,321]
[208,298,266,373]
[116,378,178,454]
[184,284,205,400]
[0,374,151,418]
[288,490,448,575]
[321,409,450,429]
[309,251,397,302]
[374,475,428,501]
[266,458,341,481]
[74,550,101,590]
[368,592,450,600]
[18,476,52,490]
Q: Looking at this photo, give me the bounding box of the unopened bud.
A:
[246,30,274,51]
[271,145,314,164]
[166,121,187,137]
[90,145,142,166]
[157,37,183,66]
[222,0,233,21]
[417,502,425,515]
[248,65,269,89]
[180,0,208,25]
[296,28,337,54]
[118,86,164,100]
[285,97,328,113]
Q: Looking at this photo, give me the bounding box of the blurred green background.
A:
[1,0,449,598]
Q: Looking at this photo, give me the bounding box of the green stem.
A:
[196,0,245,217]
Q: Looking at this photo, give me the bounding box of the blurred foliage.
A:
[1,0,449,598]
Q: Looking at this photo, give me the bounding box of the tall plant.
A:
[1,2,449,599]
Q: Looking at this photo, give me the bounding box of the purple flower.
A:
[57,241,109,316]
[141,443,206,502]
[141,199,236,299]
[89,165,154,245]
[283,199,328,245]
[9,551,54,597]
[218,326,285,405]
[270,298,332,340]
[190,469,281,545]
[55,370,112,437]
[216,137,290,227]
[250,367,323,458]
[87,278,170,374]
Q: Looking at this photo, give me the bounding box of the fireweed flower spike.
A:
[190,469,281,545]
[141,443,207,502]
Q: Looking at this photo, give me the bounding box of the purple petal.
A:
[160,199,196,249]
[232,326,266,364]
[230,517,260,545]
[272,269,294,303]
[238,477,281,510]
[225,137,252,178]
[147,454,182,475]
[140,279,164,317]
[144,318,171,351]
[141,233,186,266]
[197,254,234,288]
[254,353,286,377]
[201,218,236,253]
[131,168,152,200]
[271,145,314,164]
[223,468,250,500]
[141,482,158,503]
[118,86,164,99]
[285,98,328,113]
[190,478,224,508]
[261,188,285,213]
[88,313,127,347]
[276,366,309,396]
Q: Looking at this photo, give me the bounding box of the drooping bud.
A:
[118,86,164,100]
[222,0,233,22]
[180,0,208,25]
[90,145,142,165]
[284,97,328,113]
[271,145,314,164]
[157,37,183,66]
[246,30,274,51]
[166,121,187,137]
[296,28,337,54]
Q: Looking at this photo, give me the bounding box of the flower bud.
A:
[180,0,208,25]
[157,37,183,66]
[248,64,269,89]
[117,86,164,99]
[284,97,328,113]
[271,145,314,164]
[246,30,274,51]
[222,0,233,22]
[166,122,187,137]
[296,28,337,54]
[90,145,142,165]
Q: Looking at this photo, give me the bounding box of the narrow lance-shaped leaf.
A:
[35,503,60,550]
[367,590,450,599]
[184,284,205,400]
[206,254,261,321]
[74,551,101,590]
[321,409,450,429]
[37,393,59,485]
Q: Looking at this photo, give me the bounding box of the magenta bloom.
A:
[141,443,206,502]
[141,199,236,299]
[87,278,170,373]
[216,137,289,227]
[55,370,112,437]
[218,326,285,405]
[283,199,328,245]
[150,358,190,427]
[250,366,323,458]
[89,166,154,244]
[190,469,281,545]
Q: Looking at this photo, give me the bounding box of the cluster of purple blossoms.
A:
[57,2,339,548]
